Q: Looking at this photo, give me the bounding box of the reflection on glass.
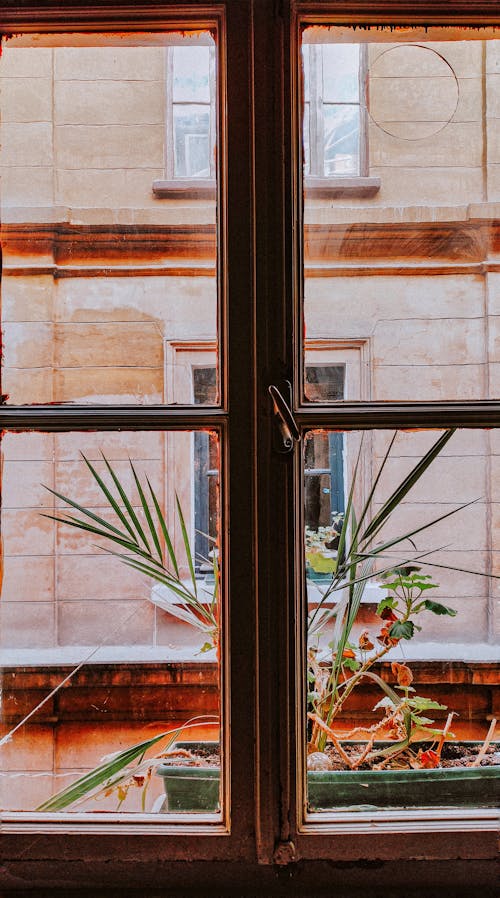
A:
[172,46,211,103]
[302,27,500,401]
[305,428,499,812]
[173,106,211,178]
[322,44,360,103]
[323,105,359,176]
[0,430,222,815]
[0,33,218,405]
[302,42,362,177]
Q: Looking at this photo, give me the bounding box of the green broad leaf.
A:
[410,715,435,726]
[391,564,422,576]
[376,596,399,615]
[378,580,405,591]
[409,696,448,711]
[306,551,337,574]
[342,657,361,672]
[423,599,457,616]
[389,620,415,640]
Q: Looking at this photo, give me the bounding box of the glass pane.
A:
[305,364,345,401]
[322,44,360,103]
[0,430,222,816]
[0,32,219,405]
[302,26,500,401]
[173,106,210,177]
[172,46,210,103]
[304,428,499,813]
[323,105,360,176]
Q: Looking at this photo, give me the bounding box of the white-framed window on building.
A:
[153,36,217,197]
[301,37,380,196]
[302,42,367,178]
[167,42,216,180]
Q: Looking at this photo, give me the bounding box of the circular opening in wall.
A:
[367,44,460,141]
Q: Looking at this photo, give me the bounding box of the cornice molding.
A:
[3,219,499,267]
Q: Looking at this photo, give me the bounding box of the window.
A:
[303,43,366,178]
[302,35,380,196]
[153,35,217,197]
[0,2,499,892]
[167,44,216,180]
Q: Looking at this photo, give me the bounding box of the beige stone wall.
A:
[1,36,499,656]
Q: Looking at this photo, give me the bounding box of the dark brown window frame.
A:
[0,1,499,893]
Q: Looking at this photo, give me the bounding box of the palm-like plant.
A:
[37,454,220,811]
[43,453,219,651]
[306,428,488,758]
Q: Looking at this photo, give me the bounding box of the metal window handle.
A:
[269,382,300,453]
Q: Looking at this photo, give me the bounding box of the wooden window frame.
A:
[0,1,499,893]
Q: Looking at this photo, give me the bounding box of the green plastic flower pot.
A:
[156,764,220,812]
[307,763,500,810]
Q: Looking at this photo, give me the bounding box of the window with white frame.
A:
[166,42,216,180]
[302,42,368,179]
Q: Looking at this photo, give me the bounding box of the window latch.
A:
[269,382,300,453]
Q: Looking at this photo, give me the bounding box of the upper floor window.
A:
[301,39,379,197]
[167,43,216,180]
[302,42,367,179]
[154,37,216,197]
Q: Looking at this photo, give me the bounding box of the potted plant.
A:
[36,455,221,813]
[305,430,499,810]
[37,432,499,813]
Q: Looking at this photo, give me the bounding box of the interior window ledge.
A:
[152,179,217,199]
[304,176,381,198]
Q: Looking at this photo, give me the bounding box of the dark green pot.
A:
[156,742,499,812]
[156,764,220,812]
[156,742,220,812]
[307,764,500,810]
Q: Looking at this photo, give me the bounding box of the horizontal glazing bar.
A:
[0,406,227,431]
[296,402,500,430]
